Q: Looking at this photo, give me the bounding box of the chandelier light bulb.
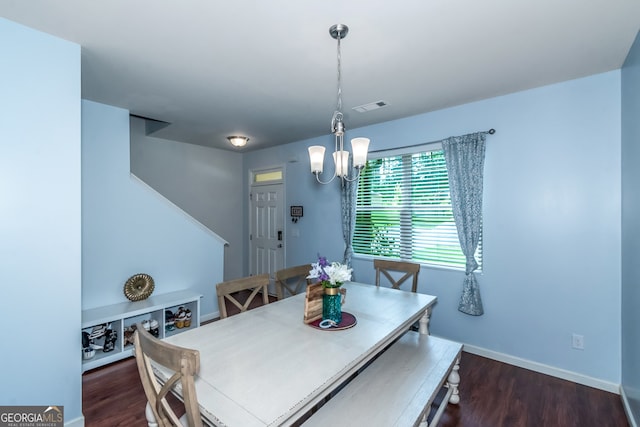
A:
[351,137,370,168]
[308,146,326,174]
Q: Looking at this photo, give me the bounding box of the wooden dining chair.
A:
[216,273,271,319]
[274,264,312,300]
[374,259,421,293]
[133,323,203,427]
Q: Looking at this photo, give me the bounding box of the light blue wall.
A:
[82,100,225,317]
[129,117,243,283]
[622,30,640,424]
[243,144,345,268]
[245,71,622,384]
[0,17,83,422]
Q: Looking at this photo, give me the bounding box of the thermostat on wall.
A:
[290,206,303,223]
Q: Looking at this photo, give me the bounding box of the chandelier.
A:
[308,24,370,185]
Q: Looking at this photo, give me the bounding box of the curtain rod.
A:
[369,128,495,154]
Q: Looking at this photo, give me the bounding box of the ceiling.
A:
[1,1,639,152]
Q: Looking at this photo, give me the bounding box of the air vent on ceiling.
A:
[352,100,388,113]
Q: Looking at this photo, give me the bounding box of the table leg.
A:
[145,401,158,427]
[419,307,431,335]
[446,357,461,404]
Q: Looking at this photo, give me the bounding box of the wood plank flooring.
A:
[82,292,629,426]
[82,349,629,427]
[436,352,629,427]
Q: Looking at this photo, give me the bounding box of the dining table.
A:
[157,281,437,426]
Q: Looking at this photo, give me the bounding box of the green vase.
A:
[322,286,342,324]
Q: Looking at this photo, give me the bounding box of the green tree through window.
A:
[353,149,482,270]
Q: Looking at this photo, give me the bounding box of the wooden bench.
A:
[303,332,462,427]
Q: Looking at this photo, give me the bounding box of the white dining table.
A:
[158,281,437,427]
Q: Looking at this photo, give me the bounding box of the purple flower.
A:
[307,254,352,288]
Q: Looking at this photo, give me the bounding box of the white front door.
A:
[250,182,284,285]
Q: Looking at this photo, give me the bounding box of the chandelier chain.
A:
[336,33,343,115]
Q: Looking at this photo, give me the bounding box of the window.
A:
[252,168,283,184]
[353,147,482,270]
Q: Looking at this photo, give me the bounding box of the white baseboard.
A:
[200,312,219,324]
[461,342,621,394]
[621,386,639,427]
[65,415,84,427]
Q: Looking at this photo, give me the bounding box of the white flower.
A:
[307,263,325,280]
[307,255,352,287]
[324,262,352,284]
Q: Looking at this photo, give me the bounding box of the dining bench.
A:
[303,331,462,427]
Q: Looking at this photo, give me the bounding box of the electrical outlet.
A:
[572,333,585,350]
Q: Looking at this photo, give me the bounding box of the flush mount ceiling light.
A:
[308,24,370,185]
[227,136,249,147]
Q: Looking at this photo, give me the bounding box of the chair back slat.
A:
[374,259,420,293]
[133,323,202,427]
[274,264,312,300]
[216,274,271,318]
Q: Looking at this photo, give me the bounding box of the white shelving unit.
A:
[81,290,202,372]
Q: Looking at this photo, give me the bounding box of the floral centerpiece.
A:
[307,255,352,288]
[308,255,352,325]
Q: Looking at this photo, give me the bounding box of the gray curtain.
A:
[341,176,359,270]
[442,132,486,316]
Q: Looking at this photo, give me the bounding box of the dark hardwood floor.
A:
[436,352,628,427]
[82,293,629,426]
[82,350,629,427]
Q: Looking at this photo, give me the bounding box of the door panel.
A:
[250,183,284,283]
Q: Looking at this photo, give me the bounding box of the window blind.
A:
[353,149,482,270]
